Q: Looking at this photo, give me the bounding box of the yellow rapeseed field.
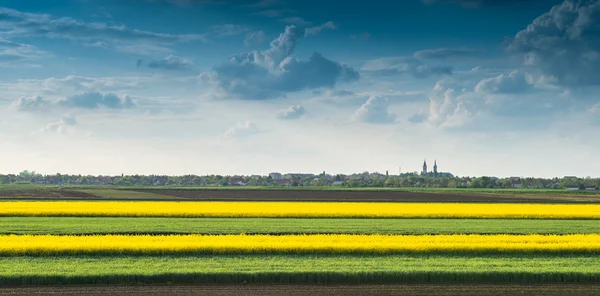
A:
[1,234,599,255]
[0,201,599,219]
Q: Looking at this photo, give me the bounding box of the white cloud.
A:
[148,55,193,70]
[507,0,600,88]
[0,7,206,46]
[475,70,533,94]
[362,56,452,78]
[277,105,306,119]
[352,95,396,124]
[304,21,338,36]
[39,115,77,134]
[207,25,359,100]
[0,38,46,65]
[11,95,49,112]
[413,47,479,59]
[221,121,261,139]
[12,92,136,112]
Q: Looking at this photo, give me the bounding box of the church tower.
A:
[433,160,438,177]
[422,159,427,175]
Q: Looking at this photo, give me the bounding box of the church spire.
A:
[422,159,427,175]
[433,159,438,176]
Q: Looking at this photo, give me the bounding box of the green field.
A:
[2,186,599,286]
[2,254,599,285]
[1,217,598,235]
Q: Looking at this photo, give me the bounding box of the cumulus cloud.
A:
[40,115,77,134]
[207,25,359,100]
[13,92,136,111]
[277,105,306,119]
[11,95,50,112]
[58,92,136,109]
[0,7,206,46]
[304,21,338,36]
[221,121,261,139]
[148,55,193,70]
[475,70,534,94]
[507,0,600,87]
[413,48,479,59]
[244,30,268,46]
[426,87,476,128]
[352,96,396,124]
[362,56,452,78]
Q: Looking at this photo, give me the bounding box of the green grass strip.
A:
[1,217,599,235]
[1,254,600,285]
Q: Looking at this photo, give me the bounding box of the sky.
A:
[1,0,599,178]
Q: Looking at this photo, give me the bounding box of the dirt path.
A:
[1,285,599,296]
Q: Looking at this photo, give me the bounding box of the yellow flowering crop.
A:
[1,234,599,255]
[1,201,599,219]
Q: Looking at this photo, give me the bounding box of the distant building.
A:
[269,172,283,180]
[277,179,291,186]
[332,181,344,186]
[510,177,522,188]
[585,185,597,191]
[566,185,580,191]
[421,159,453,178]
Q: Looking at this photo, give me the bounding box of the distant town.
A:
[2,160,598,190]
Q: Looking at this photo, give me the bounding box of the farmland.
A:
[1,217,597,235]
[1,186,599,294]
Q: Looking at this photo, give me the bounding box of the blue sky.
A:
[1,0,598,177]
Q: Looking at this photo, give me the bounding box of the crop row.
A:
[2,201,600,219]
[3,217,599,235]
[2,254,600,285]
[2,234,600,255]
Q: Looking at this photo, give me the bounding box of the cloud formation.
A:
[507,0,600,87]
[304,21,338,36]
[475,70,533,94]
[352,95,396,124]
[221,121,261,139]
[148,55,193,70]
[277,105,306,119]
[58,92,136,109]
[362,56,452,78]
[40,115,77,134]
[0,38,45,63]
[0,7,206,46]
[13,92,136,111]
[413,48,479,59]
[12,95,50,112]
[208,25,359,99]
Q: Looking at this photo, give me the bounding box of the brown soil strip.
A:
[127,189,600,203]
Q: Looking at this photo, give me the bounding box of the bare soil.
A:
[127,189,600,203]
[1,284,599,296]
[0,189,99,199]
